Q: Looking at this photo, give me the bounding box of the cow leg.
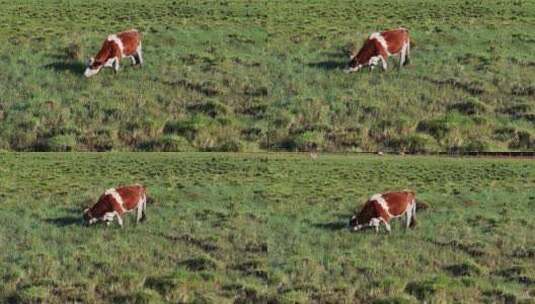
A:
[400,43,410,68]
[115,212,123,227]
[136,203,143,223]
[136,44,144,65]
[136,196,147,223]
[130,56,137,65]
[399,48,406,68]
[380,56,388,71]
[102,212,115,226]
[369,218,381,233]
[113,57,120,73]
[409,202,417,228]
[380,218,391,233]
[405,207,412,229]
[405,41,411,65]
[141,197,147,222]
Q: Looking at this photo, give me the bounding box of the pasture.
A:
[1,153,535,303]
[0,0,534,152]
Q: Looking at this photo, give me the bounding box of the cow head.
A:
[84,57,102,77]
[349,214,381,232]
[83,208,98,225]
[345,53,363,73]
[345,54,382,73]
[349,214,361,230]
[345,37,383,73]
[349,214,368,231]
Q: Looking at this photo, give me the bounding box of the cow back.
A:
[381,28,409,55]
[382,191,414,216]
[115,184,145,211]
[117,30,141,56]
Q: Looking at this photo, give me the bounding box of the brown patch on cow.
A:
[349,38,379,68]
[117,30,141,56]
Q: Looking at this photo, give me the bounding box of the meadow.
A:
[0,0,534,152]
[1,153,535,303]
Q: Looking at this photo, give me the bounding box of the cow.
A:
[84,29,143,77]
[83,184,148,227]
[345,28,410,73]
[349,190,417,233]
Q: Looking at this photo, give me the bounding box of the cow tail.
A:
[415,199,429,211]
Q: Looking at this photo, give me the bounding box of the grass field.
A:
[1,153,535,303]
[0,0,534,152]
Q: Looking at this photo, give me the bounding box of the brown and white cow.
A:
[83,184,148,227]
[345,28,410,72]
[84,29,143,77]
[349,190,416,233]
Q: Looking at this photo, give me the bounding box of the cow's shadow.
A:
[307,49,349,71]
[45,207,83,227]
[45,216,81,227]
[311,221,348,231]
[44,61,86,74]
[307,60,347,71]
[311,212,351,231]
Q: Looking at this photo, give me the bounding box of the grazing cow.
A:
[345,28,410,72]
[349,190,416,233]
[83,184,148,227]
[84,29,143,77]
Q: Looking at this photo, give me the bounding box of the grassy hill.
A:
[0,153,534,303]
[0,0,534,153]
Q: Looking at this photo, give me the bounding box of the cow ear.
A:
[87,57,94,66]
[83,208,89,213]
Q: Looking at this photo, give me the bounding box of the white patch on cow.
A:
[107,34,124,58]
[105,188,127,213]
[368,56,382,67]
[371,194,395,218]
[369,217,381,232]
[370,32,390,56]
[101,211,116,222]
[103,58,116,68]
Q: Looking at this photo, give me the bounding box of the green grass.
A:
[1,152,535,303]
[0,0,534,152]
